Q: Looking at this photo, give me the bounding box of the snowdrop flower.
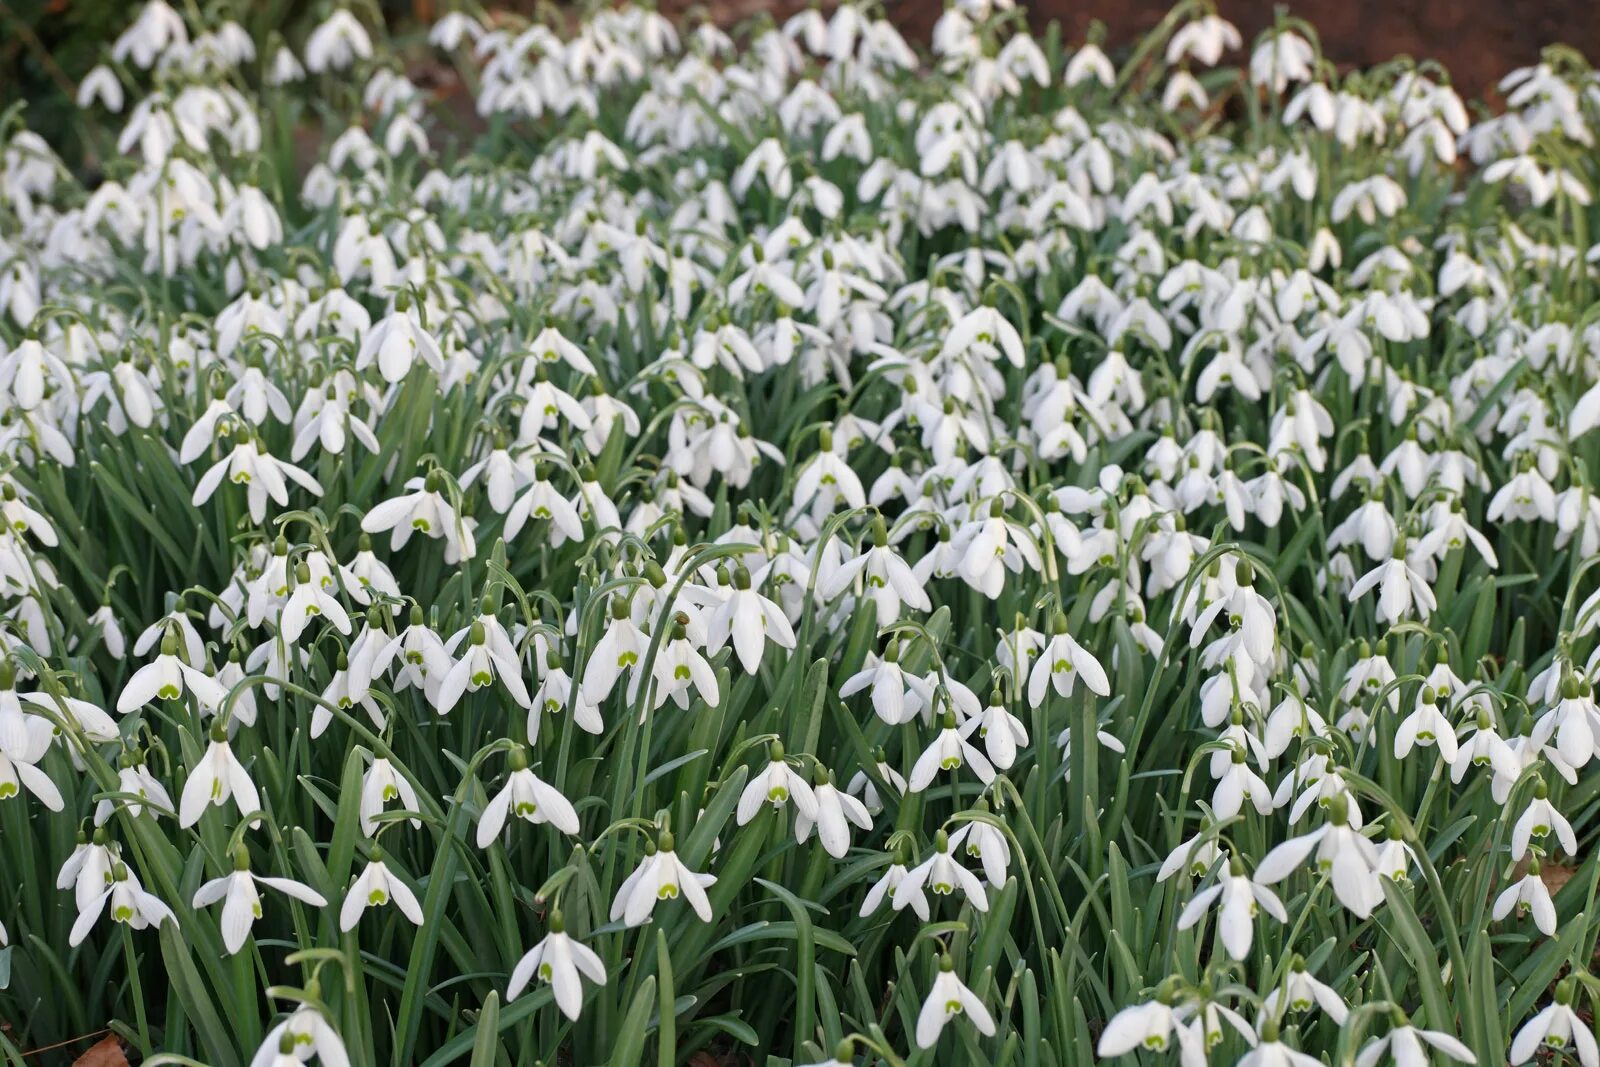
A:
[179,720,261,827]
[362,472,476,563]
[77,65,125,112]
[795,768,872,858]
[1158,826,1222,881]
[477,747,579,843]
[1493,857,1558,935]
[825,523,931,627]
[840,641,932,725]
[437,620,529,715]
[1240,1022,1323,1067]
[610,832,716,927]
[707,566,795,674]
[1255,795,1382,917]
[1028,613,1110,705]
[193,845,327,954]
[305,10,373,73]
[280,561,352,644]
[117,632,229,714]
[1394,685,1457,762]
[1097,987,1180,1055]
[1177,854,1287,960]
[910,711,994,792]
[1262,958,1349,1023]
[192,439,324,524]
[506,910,607,1020]
[70,862,174,946]
[340,850,424,930]
[1349,539,1436,624]
[1250,31,1315,93]
[642,614,719,710]
[862,842,926,919]
[1166,14,1242,66]
[846,749,906,815]
[1063,44,1114,89]
[974,688,1029,769]
[95,749,173,824]
[112,1,188,68]
[1212,746,1274,819]
[736,742,817,825]
[1511,982,1598,1067]
[916,955,996,1049]
[0,713,60,810]
[948,806,1011,885]
[356,303,446,382]
[582,597,647,706]
[1356,1014,1477,1067]
[360,757,421,837]
[1511,781,1578,860]
[250,1001,348,1067]
[897,831,988,912]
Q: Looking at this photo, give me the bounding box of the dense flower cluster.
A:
[1,1,1599,1064]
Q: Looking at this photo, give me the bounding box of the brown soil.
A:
[669,0,1600,98]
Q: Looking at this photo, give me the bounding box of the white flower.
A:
[736,745,817,825]
[1356,1019,1476,1067]
[340,853,424,930]
[1098,997,1178,1055]
[610,833,716,927]
[909,712,994,792]
[360,757,421,837]
[1512,985,1599,1067]
[1027,614,1110,704]
[117,634,229,714]
[948,813,1011,885]
[70,863,174,946]
[362,473,476,562]
[193,850,327,954]
[192,440,324,524]
[304,10,373,73]
[1493,860,1558,935]
[839,643,932,725]
[795,774,872,858]
[1177,856,1287,961]
[437,621,529,714]
[250,1004,348,1067]
[861,849,926,920]
[642,616,719,711]
[179,725,261,828]
[897,832,988,912]
[477,753,580,843]
[707,566,795,674]
[1262,960,1349,1023]
[507,912,607,1020]
[1254,798,1382,918]
[916,957,996,1049]
[1512,784,1578,859]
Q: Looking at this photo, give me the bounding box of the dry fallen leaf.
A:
[72,1034,129,1067]
[1542,863,1577,896]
